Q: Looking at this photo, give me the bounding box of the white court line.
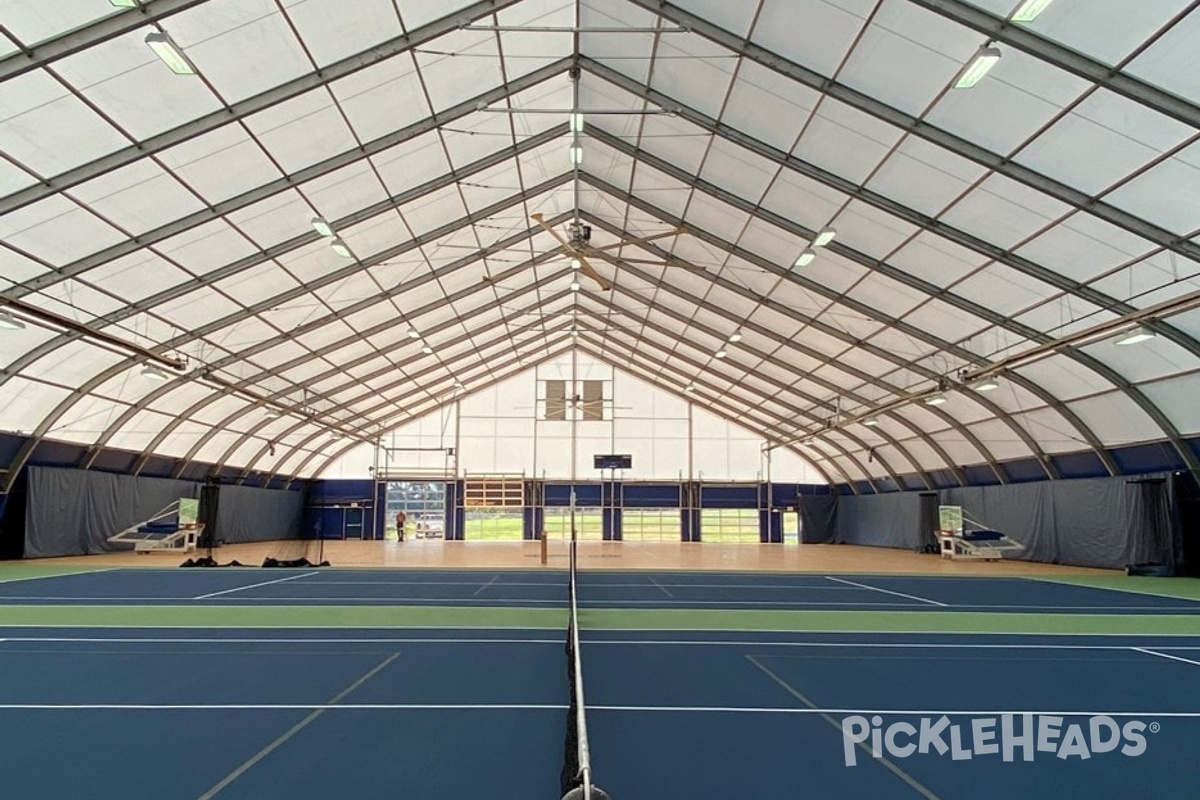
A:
[1026,576,1200,605]
[1132,647,1200,668]
[192,571,319,600]
[472,576,499,597]
[4,636,1200,650]
[0,702,1196,717]
[0,568,118,585]
[648,577,674,598]
[825,576,948,607]
[195,652,401,800]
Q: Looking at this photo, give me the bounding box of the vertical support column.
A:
[523,479,545,541]
[681,480,701,542]
[444,480,466,541]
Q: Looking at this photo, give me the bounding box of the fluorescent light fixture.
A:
[144,31,197,75]
[453,380,465,389]
[728,331,743,343]
[330,238,351,258]
[954,46,1001,89]
[406,328,420,339]
[863,417,879,426]
[110,0,138,7]
[569,326,579,338]
[264,408,282,419]
[570,258,581,271]
[569,144,583,165]
[924,394,947,406]
[569,112,585,133]
[971,378,1000,392]
[141,365,170,381]
[714,349,727,359]
[812,226,837,247]
[794,248,817,268]
[310,216,334,237]
[683,384,695,393]
[421,345,434,354]
[570,280,581,292]
[1011,0,1054,23]
[1115,326,1157,346]
[0,310,25,330]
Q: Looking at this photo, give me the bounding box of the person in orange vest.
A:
[395,510,407,542]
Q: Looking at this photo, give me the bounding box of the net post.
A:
[540,528,548,565]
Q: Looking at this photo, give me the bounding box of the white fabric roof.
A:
[1,0,1199,489]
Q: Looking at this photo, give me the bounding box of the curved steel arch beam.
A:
[4,197,573,494]
[583,215,985,486]
[290,340,579,483]
[2,132,571,393]
[142,265,572,478]
[578,181,1056,478]
[619,1,1200,267]
[583,278,935,489]
[574,338,861,490]
[584,134,1128,476]
[67,195,572,471]
[0,0,210,81]
[905,0,1200,131]
[581,59,1200,368]
[209,287,575,478]
[0,0,535,213]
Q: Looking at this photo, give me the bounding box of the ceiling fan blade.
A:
[588,225,687,252]
[576,254,612,291]
[531,213,577,252]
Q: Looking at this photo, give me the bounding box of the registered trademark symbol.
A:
[1149,722,1161,734]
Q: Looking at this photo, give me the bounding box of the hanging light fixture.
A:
[794,248,817,268]
[954,46,1002,89]
[812,227,837,247]
[0,309,25,330]
[330,238,351,258]
[141,365,170,381]
[144,31,197,75]
[310,216,334,237]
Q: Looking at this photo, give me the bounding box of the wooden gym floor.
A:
[36,539,1116,575]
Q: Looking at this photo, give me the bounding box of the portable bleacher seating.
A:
[107,501,204,554]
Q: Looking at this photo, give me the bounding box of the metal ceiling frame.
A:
[0,0,530,214]
[578,175,1065,478]
[574,305,896,488]
[904,0,1200,131]
[581,58,1200,366]
[622,0,1200,267]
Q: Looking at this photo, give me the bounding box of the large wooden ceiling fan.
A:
[530,213,690,291]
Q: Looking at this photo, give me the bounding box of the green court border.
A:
[1,605,1199,635]
[1030,575,1200,602]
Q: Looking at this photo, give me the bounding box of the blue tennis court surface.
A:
[1,627,1199,799]
[2,567,1200,613]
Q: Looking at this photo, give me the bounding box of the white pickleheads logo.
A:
[841,714,1156,767]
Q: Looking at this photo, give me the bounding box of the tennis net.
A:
[560,538,610,800]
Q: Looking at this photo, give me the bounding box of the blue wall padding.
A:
[604,508,621,541]
[681,509,701,542]
[523,506,544,540]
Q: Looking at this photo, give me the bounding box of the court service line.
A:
[648,577,674,598]
[7,636,1200,651]
[472,576,499,597]
[191,571,320,600]
[1132,647,1200,668]
[824,576,948,607]
[3,702,1199,717]
[0,568,118,585]
[745,654,942,800]
[194,651,401,800]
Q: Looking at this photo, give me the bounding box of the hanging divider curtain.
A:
[23,465,199,558]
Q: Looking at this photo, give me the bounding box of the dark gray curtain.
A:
[798,495,838,543]
[836,492,925,550]
[941,475,1177,569]
[24,466,198,558]
[214,484,304,543]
